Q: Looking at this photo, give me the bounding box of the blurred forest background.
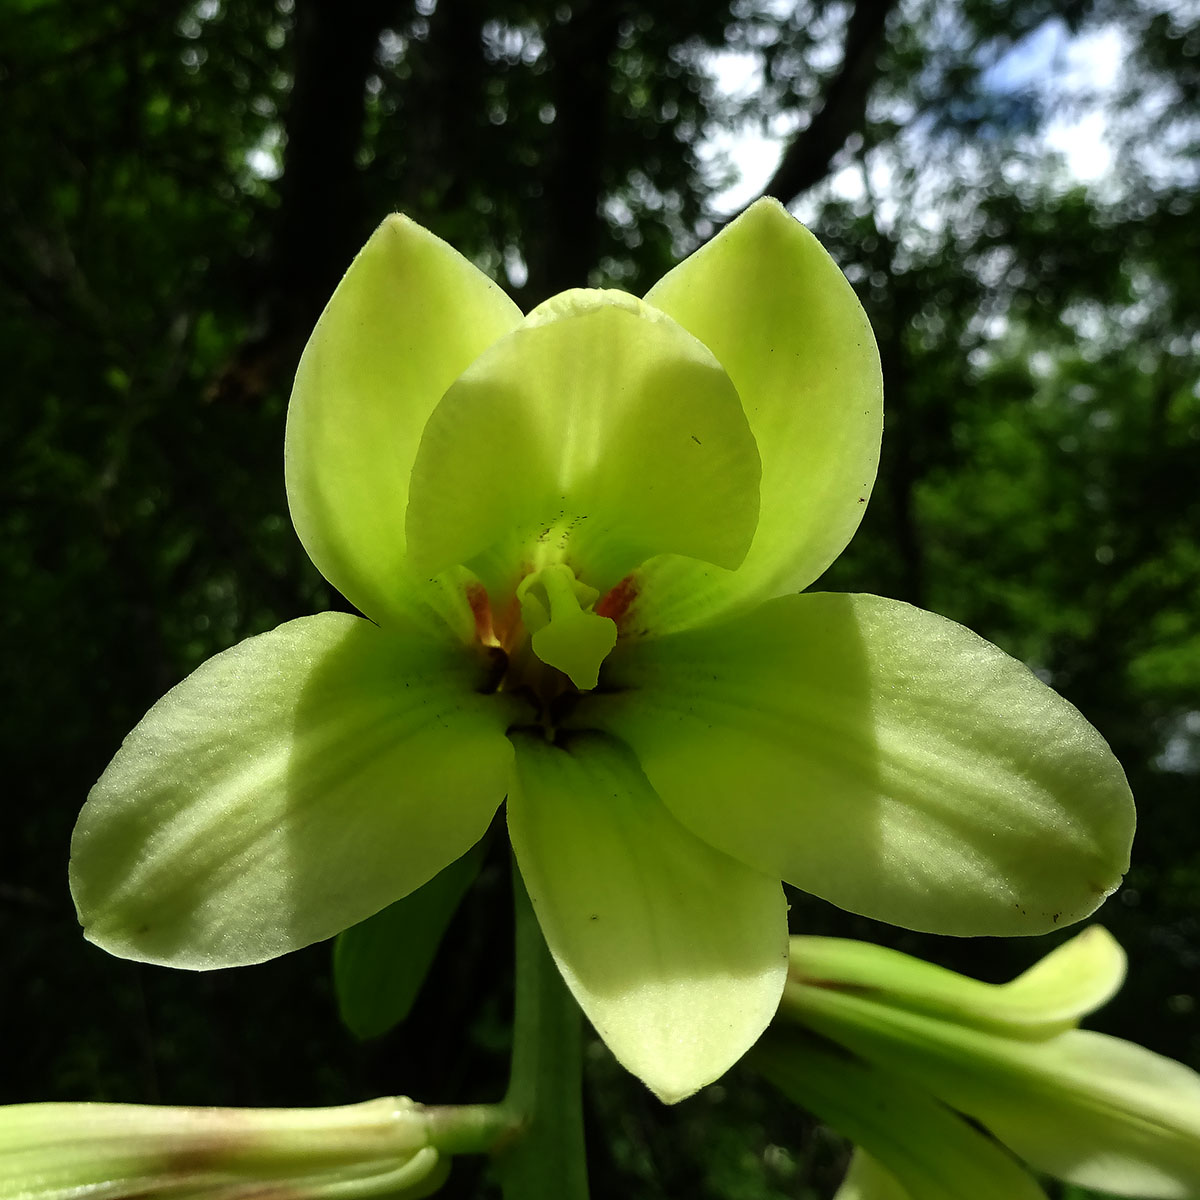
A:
[2,0,1198,1195]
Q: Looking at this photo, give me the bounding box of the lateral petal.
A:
[285,215,522,634]
[592,592,1134,936]
[633,198,882,634]
[70,614,518,968]
[506,731,787,1104]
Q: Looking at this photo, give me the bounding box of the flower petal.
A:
[758,1032,1046,1200]
[592,592,1135,936]
[506,731,787,1104]
[632,197,882,634]
[285,215,522,632]
[70,614,518,968]
[404,290,760,597]
[788,982,1200,1199]
[789,926,1126,1039]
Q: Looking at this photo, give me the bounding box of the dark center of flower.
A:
[468,569,637,737]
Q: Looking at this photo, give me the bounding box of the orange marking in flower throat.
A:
[466,582,499,646]
[596,575,639,628]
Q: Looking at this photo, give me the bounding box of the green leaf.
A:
[789,927,1126,1038]
[787,983,1200,1199]
[285,214,522,635]
[593,591,1134,936]
[333,840,486,1041]
[71,614,519,968]
[633,197,883,635]
[404,289,760,598]
[506,731,787,1104]
[758,1031,1046,1200]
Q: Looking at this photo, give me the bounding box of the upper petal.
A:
[70,613,518,968]
[632,198,882,634]
[285,215,523,632]
[404,290,761,598]
[591,592,1135,936]
[506,731,787,1104]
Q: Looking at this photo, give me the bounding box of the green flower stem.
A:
[421,1104,517,1157]
[493,858,590,1200]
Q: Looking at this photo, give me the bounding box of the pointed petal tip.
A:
[734,194,796,227]
[645,1075,708,1106]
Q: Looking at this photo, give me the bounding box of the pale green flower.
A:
[763,928,1200,1199]
[0,1097,446,1200]
[70,199,1134,1102]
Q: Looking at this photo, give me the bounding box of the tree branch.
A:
[759,0,899,207]
[527,0,622,299]
[210,0,397,403]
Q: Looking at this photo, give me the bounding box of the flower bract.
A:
[70,198,1135,1102]
[763,927,1200,1199]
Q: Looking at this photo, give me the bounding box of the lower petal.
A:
[592,592,1135,936]
[506,731,787,1104]
[70,613,518,968]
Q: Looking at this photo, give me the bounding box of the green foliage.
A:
[334,843,485,1042]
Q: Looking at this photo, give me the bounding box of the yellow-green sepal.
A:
[71,614,519,968]
[506,731,787,1104]
[592,592,1134,937]
[633,197,882,635]
[404,290,760,597]
[285,214,522,635]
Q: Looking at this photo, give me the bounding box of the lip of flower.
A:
[69,198,1135,1105]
